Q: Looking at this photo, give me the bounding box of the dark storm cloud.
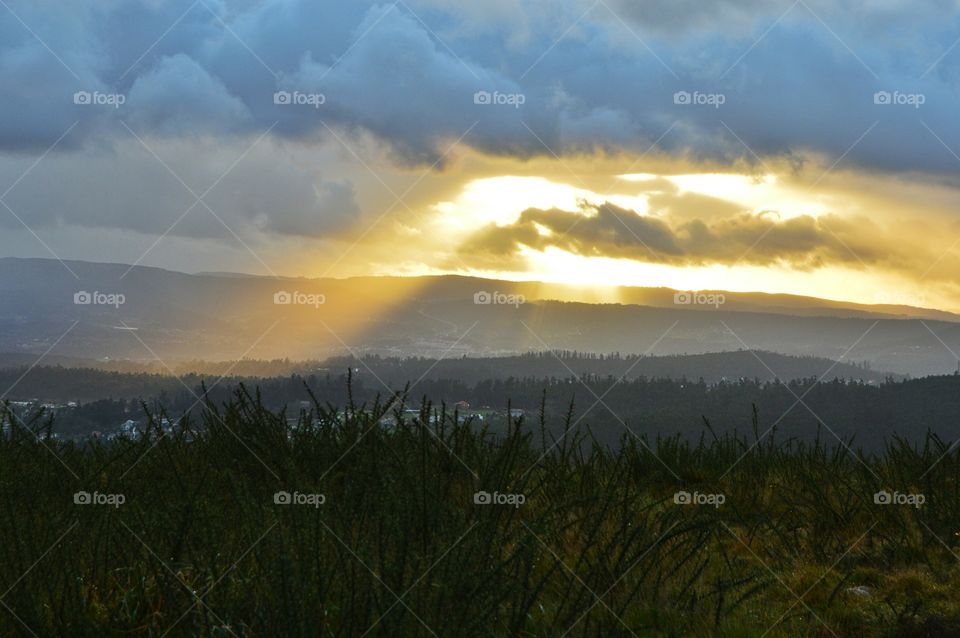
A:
[2,0,960,167]
[3,0,960,239]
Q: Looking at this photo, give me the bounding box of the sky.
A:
[2,0,960,310]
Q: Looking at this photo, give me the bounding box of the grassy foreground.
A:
[2,386,960,637]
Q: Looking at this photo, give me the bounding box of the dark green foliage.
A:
[4,366,960,450]
[1,385,960,637]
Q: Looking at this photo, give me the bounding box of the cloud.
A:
[2,0,960,173]
[601,0,770,35]
[251,178,359,236]
[460,199,895,271]
[0,137,360,239]
[277,5,530,164]
[126,53,251,134]
[4,0,960,292]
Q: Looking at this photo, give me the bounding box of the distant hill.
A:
[0,349,899,402]
[1,364,957,451]
[321,351,898,386]
[1,257,958,377]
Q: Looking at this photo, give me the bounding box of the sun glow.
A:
[324,165,960,313]
[621,172,834,220]
[517,248,910,307]
[436,171,831,242]
[432,176,590,229]
[431,175,650,235]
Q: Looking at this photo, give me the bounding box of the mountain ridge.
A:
[2,257,959,377]
[4,256,955,322]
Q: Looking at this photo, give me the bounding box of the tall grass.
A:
[1,384,960,637]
